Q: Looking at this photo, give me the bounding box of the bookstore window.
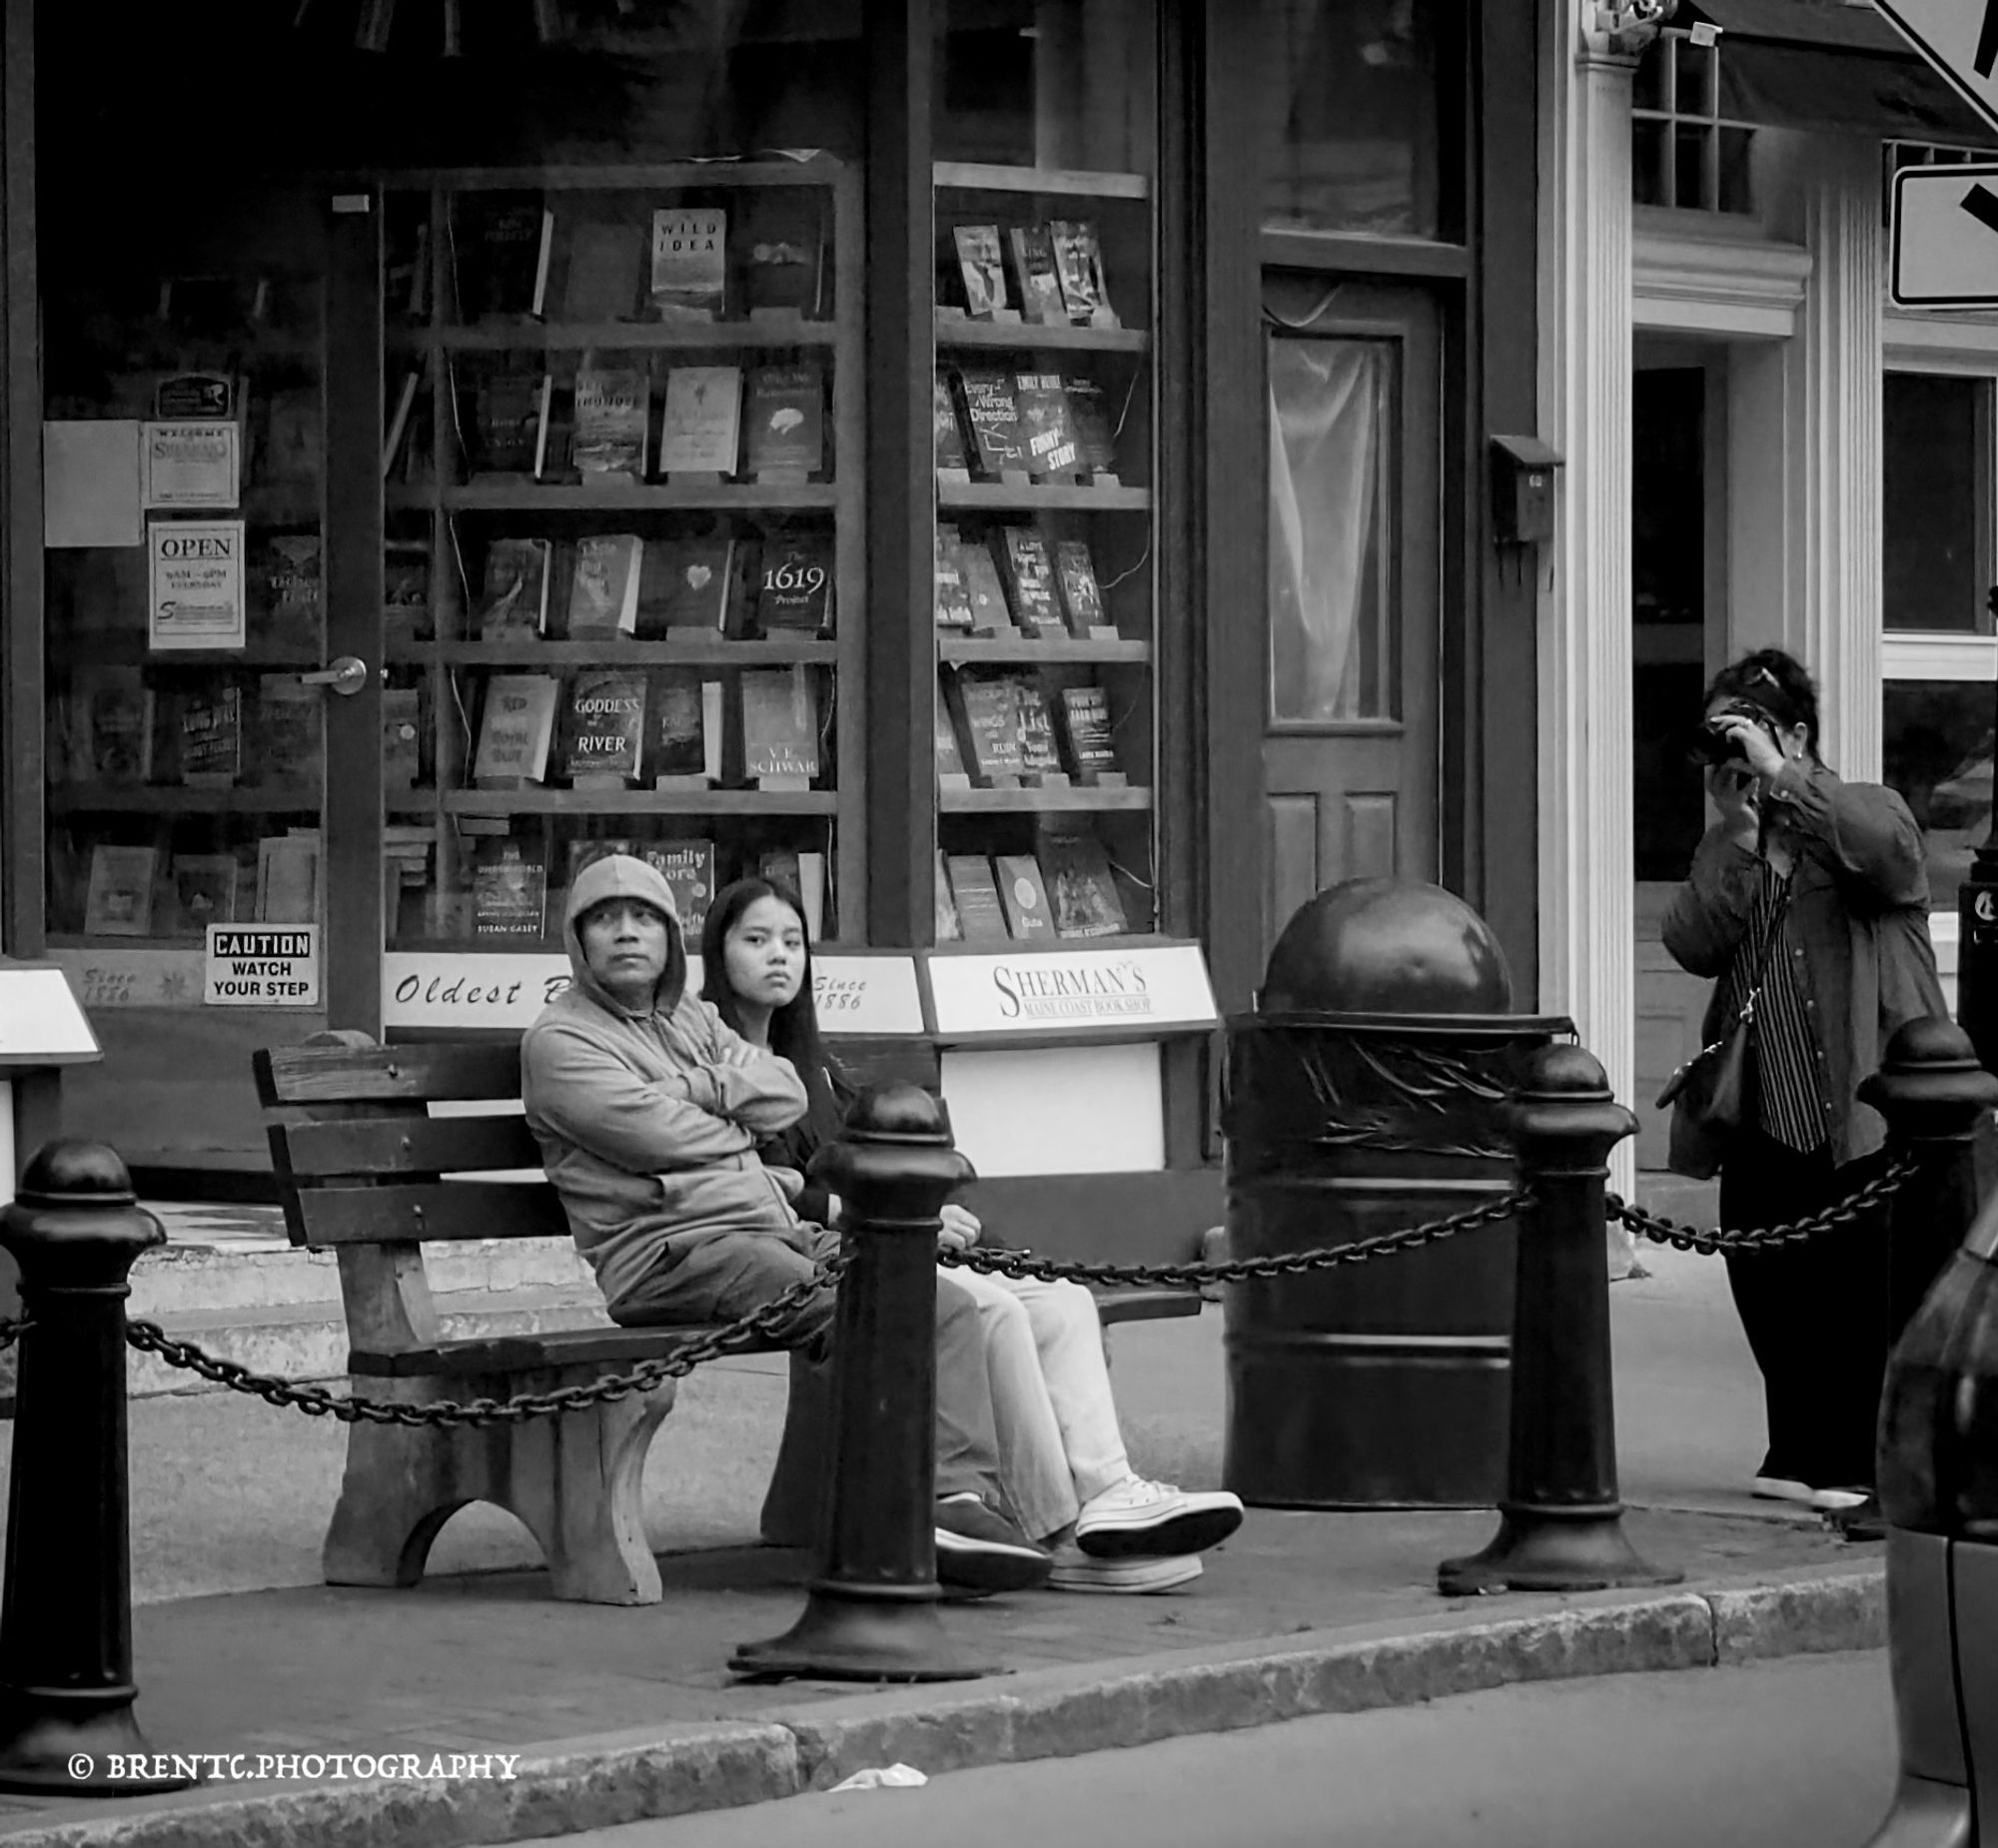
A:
[931,0,1161,945]
[1631,34,1754,214]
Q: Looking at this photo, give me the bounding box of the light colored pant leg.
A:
[1003,1275,1131,1508]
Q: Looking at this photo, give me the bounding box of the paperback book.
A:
[1015,373,1080,480]
[1010,676,1065,782]
[1049,219,1116,326]
[565,532,644,638]
[933,524,976,631]
[1054,538,1108,636]
[950,225,1007,317]
[256,831,321,925]
[957,536,1011,634]
[649,208,727,321]
[739,666,821,784]
[479,536,553,639]
[468,367,546,477]
[944,855,1009,943]
[994,853,1056,938]
[1005,226,1066,325]
[472,672,560,788]
[454,194,552,322]
[76,667,154,784]
[1064,375,1119,477]
[561,221,643,323]
[657,366,742,475]
[1038,824,1129,938]
[743,364,824,478]
[952,366,1028,478]
[997,526,1066,639]
[559,668,647,788]
[179,681,244,787]
[1056,683,1122,782]
[85,844,159,938]
[472,838,548,939]
[569,363,650,482]
[752,532,834,635]
[642,839,717,938]
[635,535,734,634]
[944,671,1025,786]
[934,373,971,478]
[254,674,324,790]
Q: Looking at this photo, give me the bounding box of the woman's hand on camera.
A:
[1708,761,1759,846]
[1711,713,1786,781]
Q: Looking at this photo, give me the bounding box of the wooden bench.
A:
[254,1031,1204,1607]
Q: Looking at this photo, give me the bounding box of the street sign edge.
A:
[1868,0,1998,143]
[1889,160,1998,307]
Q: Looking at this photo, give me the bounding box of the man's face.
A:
[579,898,669,999]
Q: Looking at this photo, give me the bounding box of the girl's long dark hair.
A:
[699,876,849,1145]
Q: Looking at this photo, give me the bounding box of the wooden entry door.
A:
[1259,281,1443,967]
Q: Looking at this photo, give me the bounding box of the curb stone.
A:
[0,1565,1886,1848]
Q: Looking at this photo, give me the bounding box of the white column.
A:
[1539,2,1656,1232]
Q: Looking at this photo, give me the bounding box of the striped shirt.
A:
[1717,861,1830,1154]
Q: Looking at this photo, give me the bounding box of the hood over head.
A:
[562,854,685,1016]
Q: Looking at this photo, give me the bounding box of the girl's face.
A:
[723,894,806,1011]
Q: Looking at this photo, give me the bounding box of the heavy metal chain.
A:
[939,1190,1528,1290]
[124,1251,848,1428]
[1606,1157,1913,1256]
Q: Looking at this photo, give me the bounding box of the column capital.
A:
[1580,0,1675,65]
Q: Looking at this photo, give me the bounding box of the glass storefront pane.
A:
[1267,334,1396,724]
[1884,678,1995,916]
[1884,372,1990,634]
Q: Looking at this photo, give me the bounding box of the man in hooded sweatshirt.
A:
[522,854,1050,1593]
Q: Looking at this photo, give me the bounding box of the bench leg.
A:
[323,1419,475,1590]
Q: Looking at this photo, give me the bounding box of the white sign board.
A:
[1891,163,1998,306]
[926,943,1219,1037]
[0,967,101,1063]
[141,421,241,509]
[205,926,320,1006]
[148,518,246,650]
[1872,0,1998,139]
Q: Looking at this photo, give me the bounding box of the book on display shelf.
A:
[1063,375,1119,482]
[742,364,824,481]
[738,192,825,320]
[1056,683,1124,785]
[952,365,1028,480]
[179,681,244,788]
[479,536,553,639]
[84,844,159,938]
[172,853,241,934]
[657,366,741,478]
[950,225,1010,320]
[559,668,647,790]
[569,362,650,483]
[646,668,721,788]
[933,373,971,483]
[472,672,560,788]
[561,221,643,323]
[934,847,964,943]
[1004,226,1066,326]
[635,534,734,634]
[751,531,834,635]
[565,835,637,889]
[253,673,324,790]
[1048,220,1118,328]
[453,194,553,322]
[933,683,971,787]
[74,666,154,784]
[957,534,1011,634]
[382,370,423,480]
[997,526,1066,640]
[256,831,321,925]
[649,208,727,322]
[472,838,548,940]
[1010,676,1067,787]
[1037,824,1128,938]
[993,853,1055,939]
[564,533,645,639]
[641,839,716,938]
[1054,537,1111,638]
[1014,373,1080,482]
[739,665,821,788]
[944,855,1009,943]
[250,532,322,648]
[759,848,826,941]
[468,367,546,478]
[944,670,1024,787]
[933,524,976,632]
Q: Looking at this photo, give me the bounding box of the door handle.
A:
[299,656,369,697]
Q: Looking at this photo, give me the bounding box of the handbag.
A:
[1654,891,1788,1182]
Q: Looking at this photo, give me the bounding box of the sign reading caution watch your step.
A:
[205,925,320,1006]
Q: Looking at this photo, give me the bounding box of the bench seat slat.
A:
[276,1115,543,1178]
[295,1182,569,1245]
[348,1325,781,1377]
[1091,1286,1203,1325]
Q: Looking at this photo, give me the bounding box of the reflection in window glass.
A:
[1884,373,1990,634]
[1259,0,1443,237]
[1884,678,1994,914]
[1268,336,1395,723]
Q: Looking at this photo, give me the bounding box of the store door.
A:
[1259,281,1442,965]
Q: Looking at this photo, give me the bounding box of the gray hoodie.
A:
[520,854,810,1315]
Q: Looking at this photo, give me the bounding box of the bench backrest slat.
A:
[275,1114,544,1179]
[255,1041,524,1108]
[293,1181,570,1246]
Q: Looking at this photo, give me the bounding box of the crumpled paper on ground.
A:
[828,1763,928,1791]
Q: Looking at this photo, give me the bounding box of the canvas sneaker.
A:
[1048,1545,1202,1595]
[1750,1474,1817,1506]
[934,1493,1052,1594]
[1073,1476,1244,1560]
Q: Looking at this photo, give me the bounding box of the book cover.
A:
[739,666,821,783]
[952,366,1027,478]
[1005,225,1066,325]
[649,208,727,320]
[933,524,975,631]
[77,666,153,784]
[565,835,637,888]
[934,847,964,943]
[657,366,742,474]
[739,193,825,318]
[1056,683,1121,781]
[257,831,321,924]
[743,364,824,477]
[933,682,969,780]
[752,531,834,635]
[472,672,560,787]
[172,853,240,934]
[945,671,1025,785]
[472,838,548,939]
[1049,219,1113,323]
[951,225,1007,316]
[1015,372,1080,480]
[645,668,714,784]
[635,535,734,634]
[998,526,1066,638]
[1010,676,1065,780]
[1054,537,1108,635]
[454,194,549,321]
[479,536,552,639]
[179,681,244,787]
[257,386,321,485]
[934,373,970,475]
[1038,825,1129,938]
[383,686,422,790]
[565,532,645,638]
[569,363,649,481]
[994,853,1056,939]
[641,838,716,938]
[254,673,324,790]
[469,367,544,476]
[1064,374,1118,475]
[559,668,647,787]
[385,541,433,645]
[561,220,642,322]
[85,844,159,938]
[958,536,1011,633]
[945,855,1009,943]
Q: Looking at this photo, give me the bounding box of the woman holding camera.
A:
[1662,648,1945,1513]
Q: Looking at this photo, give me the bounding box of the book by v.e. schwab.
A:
[472,672,560,787]
[559,668,647,788]
[743,364,824,478]
[569,362,649,482]
[649,208,727,320]
[738,666,821,783]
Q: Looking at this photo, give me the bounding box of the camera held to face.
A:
[1687,702,1774,768]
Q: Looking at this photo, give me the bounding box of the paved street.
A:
[529,1650,1898,1848]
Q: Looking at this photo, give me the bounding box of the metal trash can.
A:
[1222,878,1568,1509]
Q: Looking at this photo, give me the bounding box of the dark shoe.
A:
[934,1493,1052,1594]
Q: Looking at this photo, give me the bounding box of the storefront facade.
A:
[0,0,1546,1234]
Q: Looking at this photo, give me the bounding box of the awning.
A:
[1680,0,1998,145]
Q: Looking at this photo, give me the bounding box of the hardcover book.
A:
[479,536,553,639]
[1056,683,1122,782]
[85,844,159,938]
[254,674,324,790]
[649,208,727,321]
[657,366,742,475]
[252,532,322,648]
[933,524,976,631]
[739,666,821,784]
[951,225,1007,317]
[472,672,560,788]
[1049,219,1115,325]
[472,838,548,939]
[952,366,1028,478]
[1064,374,1119,476]
[1038,824,1129,938]
[752,532,834,635]
[565,532,645,638]
[1015,373,1080,480]
[454,194,552,322]
[934,373,970,477]
[994,853,1056,939]
[998,526,1066,639]
[257,831,321,925]
[76,667,154,784]
[1005,225,1067,325]
[743,364,824,478]
[172,853,241,934]
[645,668,720,785]
[957,536,1011,633]
[179,681,244,787]
[1054,537,1108,636]
[469,367,545,477]
[382,687,422,790]
[739,193,825,318]
[1010,676,1065,782]
[641,839,717,938]
[569,363,650,482]
[944,855,1009,943]
[635,535,734,634]
[945,671,1025,786]
[561,221,642,323]
[559,668,647,788]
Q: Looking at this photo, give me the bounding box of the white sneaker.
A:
[1809,1485,1871,1514]
[1750,1475,1817,1506]
[1048,1545,1202,1594]
[1073,1476,1244,1560]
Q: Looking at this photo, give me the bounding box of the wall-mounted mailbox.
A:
[1491,435,1563,546]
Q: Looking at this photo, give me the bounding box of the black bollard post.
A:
[0,1141,193,1793]
[1858,1017,1998,1349]
[1439,1044,1681,1595]
[731,1084,990,1682]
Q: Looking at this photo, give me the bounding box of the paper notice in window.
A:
[148,518,246,650]
[44,421,143,548]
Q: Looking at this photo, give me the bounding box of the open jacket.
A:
[1661,758,1945,1168]
[521,855,810,1315]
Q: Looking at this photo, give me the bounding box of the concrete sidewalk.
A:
[0,1216,1891,1848]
